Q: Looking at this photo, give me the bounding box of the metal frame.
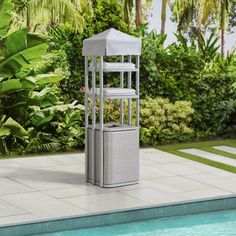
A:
[85,55,140,188]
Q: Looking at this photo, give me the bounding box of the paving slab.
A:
[119,187,176,204]
[8,171,83,191]
[0,200,27,218]
[0,192,87,218]
[0,149,235,227]
[63,192,150,213]
[182,161,232,174]
[153,163,205,175]
[213,146,236,155]
[0,163,26,178]
[140,165,175,179]
[153,176,211,193]
[0,178,35,195]
[0,214,39,226]
[43,186,100,199]
[187,173,236,194]
[171,188,232,201]
[140,150,187,163]
[179,148,236,167]
[13,156,62,168]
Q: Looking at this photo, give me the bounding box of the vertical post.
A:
[120,55,124,124]
[136,56,140,127]
[128,55,132,125]
[85,56,88,182]
[99,56,104,187]
[91,57,96,185]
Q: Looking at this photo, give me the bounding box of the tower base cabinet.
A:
[88,124,139,187]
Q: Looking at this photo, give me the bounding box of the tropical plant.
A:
[0,116,28,155]
[24,96,85,153]
[170,0,231,57]
[121,0,143,30]
[197,0,230,57]
[122,0,134,28]
[228,0,236,30]
[0,0,14,37]
[0,10,50,155]
[0,29,48,77]
[0,3,85,155]
[197,32,220,61]
[169,0,196,33]
[12,0,92,32]
[0,46,84,155]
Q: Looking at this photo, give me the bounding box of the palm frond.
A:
[13,0,92,33]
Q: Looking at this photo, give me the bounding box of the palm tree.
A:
[161,0,168,34]
[13,0,91,32]
[123,0,134,28]
[170,0,230,57]
[197,0,230,57]
[135,0,143,29]
[169,0,196,33]
[122,0,143,30]
[220,0,228,57]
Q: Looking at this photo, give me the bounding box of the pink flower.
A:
[80,87,85,94]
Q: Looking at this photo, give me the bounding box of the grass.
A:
[156,139,236,174]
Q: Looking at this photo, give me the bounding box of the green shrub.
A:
[94,97,194,145]
[139,97,194,145]
[140,31,236,136]
[140,32,205,101]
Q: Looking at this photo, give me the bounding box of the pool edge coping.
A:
[0,194,236,236]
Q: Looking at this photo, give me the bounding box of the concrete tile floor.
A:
[0,149,235,226]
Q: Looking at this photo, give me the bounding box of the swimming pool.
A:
[41,209,236,236]
[1,196,236,236]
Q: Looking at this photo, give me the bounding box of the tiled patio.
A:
[0,148,235,227]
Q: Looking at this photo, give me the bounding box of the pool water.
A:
[42,209,236,236]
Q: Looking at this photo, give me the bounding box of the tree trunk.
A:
[220,0,226,58]
[161,0,167,34]
[135,0,142,29]
[221,25,225,58]
[26,7,30,29]
[51,7,56,27]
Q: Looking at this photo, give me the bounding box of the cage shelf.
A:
[89,62,138,72]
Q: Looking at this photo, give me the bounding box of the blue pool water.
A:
[42,209,236,236]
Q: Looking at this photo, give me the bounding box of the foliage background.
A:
[0,0,236,156]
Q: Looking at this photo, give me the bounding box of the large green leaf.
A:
[20,77,36,89]
[39,101,84,114]
[0,29,48,77]
[0,0,14,38]
[35,74,62,85]
[30,114,54,127]
[0,77,36,94]
[0,79,21,94]
[0,126,10,137]
[3,117,28,138]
